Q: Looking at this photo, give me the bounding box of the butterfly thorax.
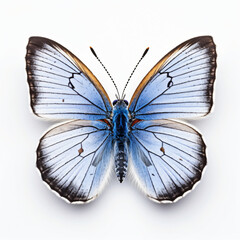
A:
[112,100,129,183]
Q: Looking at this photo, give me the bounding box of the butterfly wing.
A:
[129,120,206,202]
[128,36,216,120]
[26,37,112,120]
[37,120,113,203]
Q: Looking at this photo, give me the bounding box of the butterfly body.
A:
[26,36,216,203]
[112,100,129,182]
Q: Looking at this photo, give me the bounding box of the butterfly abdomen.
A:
[114,141,128,183]
[112,100,129,182]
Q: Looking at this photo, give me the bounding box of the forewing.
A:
[129,36,216,120]
[129,120,206,202]
[26,37,112,120]
[37,120,113,203]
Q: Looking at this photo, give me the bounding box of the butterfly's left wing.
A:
[26,37,112,120]
[129,119,206,202]
[37,120,113,203]
[129,36,216,120]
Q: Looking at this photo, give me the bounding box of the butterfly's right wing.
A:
[26,37,112,120]
[37,120,113,203]
[128,36,216,120]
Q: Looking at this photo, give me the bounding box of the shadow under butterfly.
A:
[26,36,216,204]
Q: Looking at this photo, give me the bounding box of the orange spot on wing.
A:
[78,147,84,155]
[160,147,165,154]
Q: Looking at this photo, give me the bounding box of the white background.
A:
[1,0,239,239]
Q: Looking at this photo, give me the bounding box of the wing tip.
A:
[27,36,55,46]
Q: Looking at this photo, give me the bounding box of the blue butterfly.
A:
[26,36,216,203]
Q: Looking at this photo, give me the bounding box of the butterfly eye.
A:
[112,100,118,106]
[124,100,128,106]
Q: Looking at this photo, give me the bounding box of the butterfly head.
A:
[112,99,128,107]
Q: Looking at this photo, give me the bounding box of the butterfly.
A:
[26,36,216,203]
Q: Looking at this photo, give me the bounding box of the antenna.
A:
[121,47,149,99]
[90,47,120,99]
